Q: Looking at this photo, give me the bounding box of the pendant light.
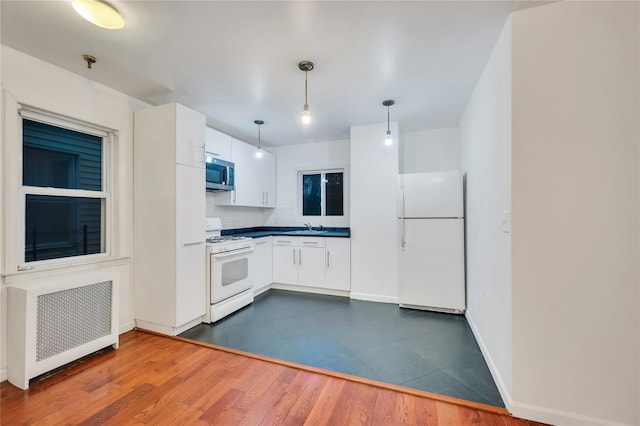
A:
[382,100,395,146]
[254,120,264,158]
[298,61,314,124]
[72,0,125,29]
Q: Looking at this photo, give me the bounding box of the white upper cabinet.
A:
[257,150,276,208]
[215,137,276,208]
[205,127,232,160]
[175,103,206,168]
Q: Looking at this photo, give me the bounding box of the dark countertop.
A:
[221,226,350,238]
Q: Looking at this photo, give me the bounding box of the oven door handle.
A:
[212,247,255,259]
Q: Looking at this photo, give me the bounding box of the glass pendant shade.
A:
[385,130,393,146]
[302,104,311,124]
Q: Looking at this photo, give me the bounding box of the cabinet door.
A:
[176,242,206,327]
[230,138,262,207]
[176,164,205,245]
[260,150,276,207]
[325,238,351,291]
[205,127,232,160]
[252,237,272,292]
[298,246,326,288]
[272,245,298,285]
[175,104,206,168]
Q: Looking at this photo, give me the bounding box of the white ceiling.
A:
[0,1,541,147]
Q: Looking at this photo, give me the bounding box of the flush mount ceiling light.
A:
[298,60,314,125]
[254,120,264,158]
[72,0,125,29]
[382,99,395,146]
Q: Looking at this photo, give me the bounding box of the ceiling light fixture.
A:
[72,0,125,30]
[298,60,314,125]
[254,120,264,158]
[382,99,395,146]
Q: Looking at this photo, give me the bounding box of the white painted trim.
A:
[1,368,7,382]
[509,400,634,426]
[465,311,513,408]
[349,292,398,304]
[119,322,135,335]
[270,283,349,298]
[253,285,271,297]
[135,317,203,337]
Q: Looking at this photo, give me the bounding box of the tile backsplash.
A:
[206,193,275,229]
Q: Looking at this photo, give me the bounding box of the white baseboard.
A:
[349,292,398,304]
[270,284,350,298]
[119,321,135,335]
[465,311,513,408]
[509,400,634,426]
[1,368,7,382]
[135,317,202,336]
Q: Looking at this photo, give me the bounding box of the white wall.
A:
[401,127,459,174]
[269,139,350,227]
[0,46,145,381]
[459,16,513,407]
[350,122,399,303]
[511,2,639,425]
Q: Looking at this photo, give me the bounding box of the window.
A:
[299,169,345,217]
[21,114,111,263]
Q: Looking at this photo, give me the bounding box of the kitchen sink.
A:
[284,230,328,235]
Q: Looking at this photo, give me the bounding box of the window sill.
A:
[2,255,131,282]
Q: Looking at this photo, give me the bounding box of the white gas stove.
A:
[206,235,254,253]
[204,218,255,323]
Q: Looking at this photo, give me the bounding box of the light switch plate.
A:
[501,210,511,233]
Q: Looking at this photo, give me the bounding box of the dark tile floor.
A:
[179,289,504,407]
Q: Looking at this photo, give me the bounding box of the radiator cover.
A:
[8,271,119,389]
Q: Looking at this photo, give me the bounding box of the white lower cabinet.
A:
[252,236,272,293]
[325,238,351,291]
[272,237,349,291]
[272,237,326,287]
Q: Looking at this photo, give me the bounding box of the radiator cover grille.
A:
[36,281,113,362]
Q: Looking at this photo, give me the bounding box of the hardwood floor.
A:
[1,330,544,425]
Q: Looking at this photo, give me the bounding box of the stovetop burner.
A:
[206,235,249,244]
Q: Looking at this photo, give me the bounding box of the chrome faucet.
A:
[305,222,312,230]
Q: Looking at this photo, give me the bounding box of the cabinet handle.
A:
[292,248,296,265]
[327,251,330,268]
[299,249,302,265]
[266,192,269,205]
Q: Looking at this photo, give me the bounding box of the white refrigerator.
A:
[398,170,465,313]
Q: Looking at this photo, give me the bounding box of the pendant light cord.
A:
[304,71,308,105]
[387,105,390,132]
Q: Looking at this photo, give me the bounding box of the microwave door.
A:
[206,158,235,191]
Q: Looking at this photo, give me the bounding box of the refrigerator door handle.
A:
[401,189,406,248]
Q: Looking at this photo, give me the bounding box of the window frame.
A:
[297,167,349,223]
[10,103,115,270]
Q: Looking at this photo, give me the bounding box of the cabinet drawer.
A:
[297,237,325,248]
[272,237,296,246]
